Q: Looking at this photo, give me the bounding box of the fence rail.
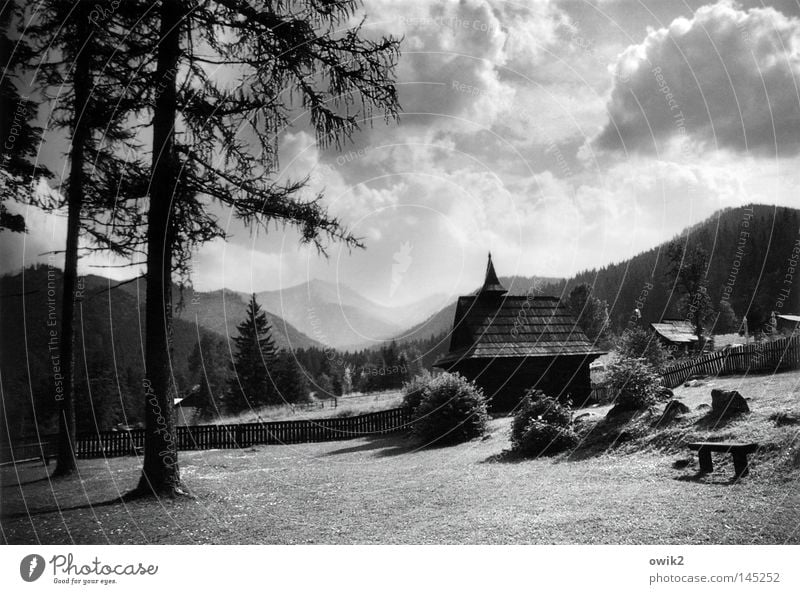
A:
[660,334,800,389]
[590,334,800,401]
[0,407,413,462]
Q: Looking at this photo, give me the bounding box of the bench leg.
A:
[698,449,713,473]
[733,452,749,478]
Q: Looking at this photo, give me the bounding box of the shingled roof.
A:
[650,320,698,344]
[434,256,606,367]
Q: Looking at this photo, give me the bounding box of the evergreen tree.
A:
[667,241,714,350]
[26,0,152,476]
[229,295,278,410]
[565,283,610,344]
[187,334,229,418]
[273,350,310,404]
[136,0,399,496]
[0,3,50,232]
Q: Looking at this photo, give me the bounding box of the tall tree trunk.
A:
[134,0,185,496]
[53,11,92,477]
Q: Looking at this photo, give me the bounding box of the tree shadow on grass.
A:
[566,409,654,462]
[1,475,52,489]
[324,432,416,458]
[693,410,749,431]
[674,471,739,486]
[0,494,131,521]
[481,450,541,464]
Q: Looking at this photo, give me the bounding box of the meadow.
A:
[2,371,798,545]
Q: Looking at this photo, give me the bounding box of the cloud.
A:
[359,0,568,132]
[595,1,800,156]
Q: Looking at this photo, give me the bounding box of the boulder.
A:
[662,399,690,418]
[710,389,749,415]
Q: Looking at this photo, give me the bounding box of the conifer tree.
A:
[26,0,152,476]
[1,2,50,231]
[566,283,610,344]
[667,241,713,350]
[187,334,229,418]
[229,295,278,410]
[135,0,399,496]
[273,350,310,405]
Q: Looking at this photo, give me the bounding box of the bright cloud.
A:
[596,1,800,155]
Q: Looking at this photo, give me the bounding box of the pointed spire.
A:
[479,252,507,295]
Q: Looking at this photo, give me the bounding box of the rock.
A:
[710,389,750,415]
[696,403,710,410]
[657,400,690,425]
[662,399,690,417]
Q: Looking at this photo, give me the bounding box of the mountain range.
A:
[247,279,449,349]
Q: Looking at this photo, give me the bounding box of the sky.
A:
[3,0,800,306]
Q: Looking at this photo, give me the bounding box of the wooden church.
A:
[433,255,606,411]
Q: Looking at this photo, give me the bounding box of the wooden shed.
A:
[433,255,606,411]
[650,319,699,355]
[776,314,800,335]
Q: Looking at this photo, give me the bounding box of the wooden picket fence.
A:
[72,406,412,459]
[588,334,800,400]
[660,334,800,389]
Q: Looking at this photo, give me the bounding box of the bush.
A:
[616,327,669,371]
[411,372,489,446]
[510,390,578,457]
[606,357,662,411]
[401,370,432,414]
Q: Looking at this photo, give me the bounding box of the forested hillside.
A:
[0,266,226,438]
[402,205,800,343]
[538,204,800,333]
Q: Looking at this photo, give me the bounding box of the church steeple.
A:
[479,252,507,295]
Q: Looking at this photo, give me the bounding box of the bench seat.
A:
[687,441,758,478]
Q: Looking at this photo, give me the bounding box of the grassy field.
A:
[184,390,404,425]
[2,372,799,545]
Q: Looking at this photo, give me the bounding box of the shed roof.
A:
[777,314,800,323]
[650,320,698,343]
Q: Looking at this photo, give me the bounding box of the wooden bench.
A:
[687,441,758,478]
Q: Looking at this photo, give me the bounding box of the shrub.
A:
[401,370,432,414]
[616,327,669,372]
[510,390,578,457]
[411,372,489,446]
[606,357,662,411]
